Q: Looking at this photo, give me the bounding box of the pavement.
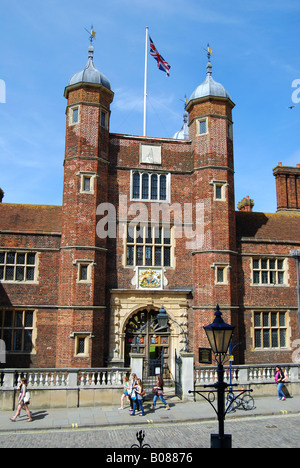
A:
[1,393,300,433]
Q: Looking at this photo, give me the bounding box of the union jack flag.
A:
[149,36,171,76]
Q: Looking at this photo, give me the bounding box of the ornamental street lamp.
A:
[204,305,234,448]
[157,305,189,352]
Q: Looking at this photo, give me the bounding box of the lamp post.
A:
[203,305,235,448]
[157,305,189,352]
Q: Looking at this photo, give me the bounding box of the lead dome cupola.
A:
[188,59,231,103]
[67,44,111,90]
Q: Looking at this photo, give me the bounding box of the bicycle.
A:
[226,388,255,413]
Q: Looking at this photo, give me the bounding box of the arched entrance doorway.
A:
[124,308,170,377]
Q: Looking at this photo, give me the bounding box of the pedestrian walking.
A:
[10,377,32,422]
[130,378,145,416]
[129,373,140,413]
[151,375,170,410]
[118,376,130,410]
[275,366,287,401]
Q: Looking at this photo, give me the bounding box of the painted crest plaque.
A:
[138,267,163,290]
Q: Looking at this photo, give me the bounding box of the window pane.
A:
[261,259,268,269]
[145,227,152,244]
[142,174,149,199]
[145,246,152,266]
[5,266,14,280]
[263,313,269,327]
[270,271,276,284]
[17,253,25,264]
[80,265,88,281]
[151,174,158,200]
[0,266,3,280]
[72,108,78,123]
[261,271,268,284]
[255,330,261,348]
[253,271,260,284]
[136,226,143,243]
[13,330,23,351]
[277,260,283,270]
[26,267,35,281]
[217,267,224,283]
[7,253,15,264]
[199,120,206,134]
[16,266,25,281]
[14,311,23,328]
[155,227,162,243]
[269,259,276,270]
[279,313,286,327]
[4,311,13,328]
[78,338,85,354]
[280,329,286,347]
[278,272,284,284]
[24,330,33,352]
[160,175,167,200]
[254,312,261,327]
[164,247,171,267]
[271,312,277,327]
[27,253,36,265]
[127,226,134,243]
[132,173,140,199]
[83,177,91,192]
[272,329,278,347]
[0,252,5,263]
[136,246,143,265]
[253,259,259,269]
[164,228,170,244]
[25,311,33,328]
[215,185,222,199]
[101,111,106,127]
[127,246,134,266]
[154,247,161,266]
[263,329,270,348]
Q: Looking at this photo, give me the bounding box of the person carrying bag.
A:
[10,377,32,422]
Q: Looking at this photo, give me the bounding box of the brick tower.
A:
[185,55,238,354]
[56,44,114,367]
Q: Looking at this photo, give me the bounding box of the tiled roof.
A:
[236,211,300,242]
[0,203,62,234]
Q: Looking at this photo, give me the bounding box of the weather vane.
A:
[202,43,213,61]
[85,25,96,43]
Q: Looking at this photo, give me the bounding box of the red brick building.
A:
[0,45,300,372]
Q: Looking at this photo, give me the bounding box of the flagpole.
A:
[143,26,149,137]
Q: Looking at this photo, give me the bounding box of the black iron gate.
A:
[175,350,182,399]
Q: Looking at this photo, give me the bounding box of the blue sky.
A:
[1,0,300,212]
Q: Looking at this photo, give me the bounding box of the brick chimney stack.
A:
[237,196,254,212]
[273,163,300,211]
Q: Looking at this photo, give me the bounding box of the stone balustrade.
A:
[195,363,300,386]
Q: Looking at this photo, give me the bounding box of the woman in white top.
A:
[10,377,32,422]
